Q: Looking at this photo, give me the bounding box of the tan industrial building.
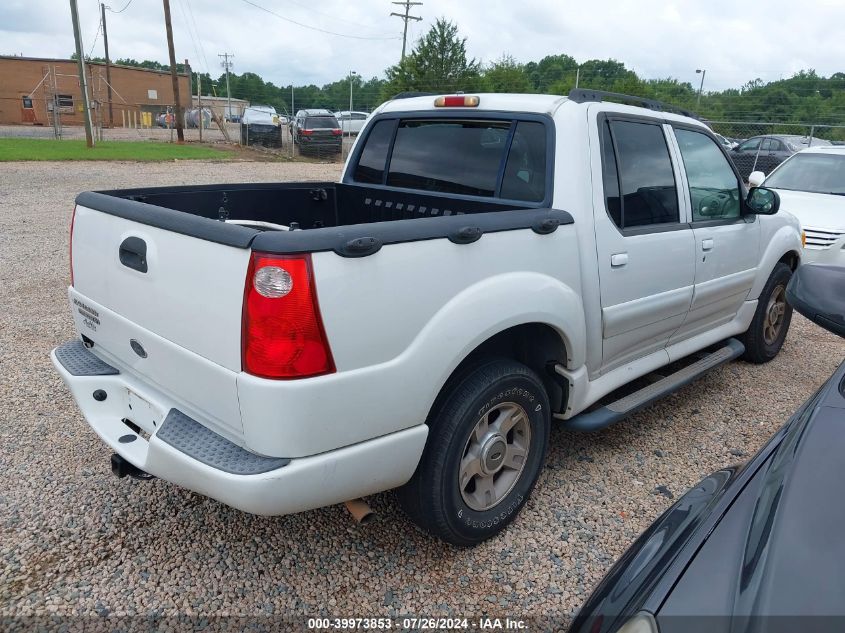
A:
[0,55,191,127]
[192,95,250,121]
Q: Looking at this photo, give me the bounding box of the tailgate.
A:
[71,203,252,373]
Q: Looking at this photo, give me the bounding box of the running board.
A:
[561,338,745,432]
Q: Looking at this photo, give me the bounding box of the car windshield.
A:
[765,153,845,195]
[305,117,338,129]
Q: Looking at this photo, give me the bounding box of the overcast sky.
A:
[2,0,844,92]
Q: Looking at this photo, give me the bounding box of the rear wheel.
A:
[740,262,793,363]
[396,358,550,546]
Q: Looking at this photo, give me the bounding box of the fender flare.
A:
[749,223,802,300]
[394,271,586,411]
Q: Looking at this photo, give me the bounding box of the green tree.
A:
[482,55,532,93]
[525,54,578,91]
[383,18,481,97]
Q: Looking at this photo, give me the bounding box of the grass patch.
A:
[0,137,234,161]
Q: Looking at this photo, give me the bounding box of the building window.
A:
[57,94,74,108]
[148,89,158,100]
[21,97,33,109]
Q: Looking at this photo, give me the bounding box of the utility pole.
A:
[390,1,422,62]
[69,0,94,147]
[219,53,234,121]
[100,3,114,127]
[197,69,202,142]
[696,68,706,108]
[162,0,184,141]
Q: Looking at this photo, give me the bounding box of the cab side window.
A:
[601,119,680,229]
[675,129,741,221]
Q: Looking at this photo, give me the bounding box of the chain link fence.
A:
[706,120,845,180]
[1,93,349,163]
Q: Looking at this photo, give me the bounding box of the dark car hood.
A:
[570,361,845,633]
[659,367,845,628]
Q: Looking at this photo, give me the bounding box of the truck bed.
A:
[76,182,570,257]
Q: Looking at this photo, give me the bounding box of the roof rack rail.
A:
[567,89,700,119]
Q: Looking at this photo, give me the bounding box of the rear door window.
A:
[603,120,680,229]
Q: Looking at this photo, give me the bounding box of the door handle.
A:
[610,252,628,267]
[702,238,714,252]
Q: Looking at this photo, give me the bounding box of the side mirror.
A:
[786,264,845,338]
[745,187,780,215]
[748,171,766,188]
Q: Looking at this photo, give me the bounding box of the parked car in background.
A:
[291,108,342,153]
[335,110,369,134]
[240,105,283,148]
[570,262,845,633]
[749,146,845,266]
[730,134,832,180]
[290,108,332,137]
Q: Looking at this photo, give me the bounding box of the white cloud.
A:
[1,0,843,91]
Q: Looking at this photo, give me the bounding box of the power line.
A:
[87,15,103,57]
[238,0,400,40]
[182,0,211,73]
[105,0,133,13]
[174,0,207,74]
[390,1,422,62]
[275,0,382,30]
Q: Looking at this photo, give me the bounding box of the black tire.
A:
[396,358,550,546]
[740,262,793,363]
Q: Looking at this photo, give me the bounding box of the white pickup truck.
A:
[52,90,802,545]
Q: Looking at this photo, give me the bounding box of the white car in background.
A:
[334,110,369,134]
[240,105,283,147]
[750,146,845,265]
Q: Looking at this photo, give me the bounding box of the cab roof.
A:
[378,91,706,127]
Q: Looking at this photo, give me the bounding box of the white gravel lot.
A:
[1,160,843,628]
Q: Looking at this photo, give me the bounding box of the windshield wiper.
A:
[826,192,845,196]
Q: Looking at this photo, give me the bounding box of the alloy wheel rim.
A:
[459,402,531,511]
[764,284,787,345]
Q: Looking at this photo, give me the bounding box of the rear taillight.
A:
[331,128,342,136]
[70,205,76,286]
[300,129,313,136]
[242,252,335,379]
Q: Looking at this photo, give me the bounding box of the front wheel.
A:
[740,262,793,363]
[396,358,550,546]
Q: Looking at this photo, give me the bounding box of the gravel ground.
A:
[1,160,844,629]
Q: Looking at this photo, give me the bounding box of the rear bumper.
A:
[51,341,428,516]
[299,136,342,149]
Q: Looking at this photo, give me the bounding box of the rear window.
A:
[354,118,548,202]
[305,117,338,129]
